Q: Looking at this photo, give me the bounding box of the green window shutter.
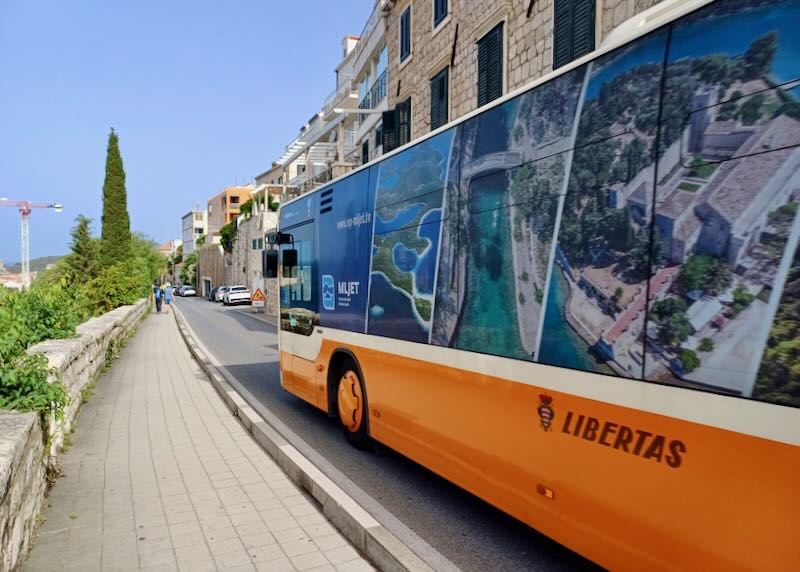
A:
[382,110,397,152]
[397,98,412,146]
[477,23,503,107]
[572,0,595,61]
[554,0,595,69]
[430,67,449,130]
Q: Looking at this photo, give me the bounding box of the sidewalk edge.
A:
[172,305,436,572]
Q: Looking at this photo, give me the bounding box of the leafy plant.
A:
[0,353,67,424]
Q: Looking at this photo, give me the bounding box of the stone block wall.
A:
[384,0,666,141]
[25,297,150,458]
[0,413,45,572]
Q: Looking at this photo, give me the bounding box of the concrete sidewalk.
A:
[22,309,373,572]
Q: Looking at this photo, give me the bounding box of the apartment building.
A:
[352,2,389,166]
[206,185,253,237]
[379,0,664,149]
[271,36,362,195]
[181,210,206,256]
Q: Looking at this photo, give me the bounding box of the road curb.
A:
[172,304,437,572]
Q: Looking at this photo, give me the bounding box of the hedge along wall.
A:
[0,297,149,572]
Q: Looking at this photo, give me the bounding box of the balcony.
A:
[322,74,358,118]
[358,69,387,122]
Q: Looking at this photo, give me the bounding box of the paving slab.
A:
[20,309,373,572]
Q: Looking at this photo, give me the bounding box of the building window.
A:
[434,0,447,27]
[375,125,383,149]
[278,175,283,184]
[553,0,595,69]
[430,67,449,130]
[194,212,203,221]
[362,140,369,165]
[231,196,240,204]
[297,164,306,174]
[477,22,504,107]
[400,6,411,62]
[195,228,203,234]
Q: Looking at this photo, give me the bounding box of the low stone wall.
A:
[0,413,45,572]
[0,298,149,571]
[26,297,150,458]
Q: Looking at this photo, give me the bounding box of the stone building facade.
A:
[383,0,664,141]
[227,209,279,316]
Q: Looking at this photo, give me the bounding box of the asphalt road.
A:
[174,296,602,572]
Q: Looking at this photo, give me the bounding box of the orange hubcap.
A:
[337,370,363,432]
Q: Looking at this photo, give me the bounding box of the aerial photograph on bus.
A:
[367,130,453,343]
[642,0,800,400]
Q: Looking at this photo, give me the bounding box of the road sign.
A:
[252,288,266,308]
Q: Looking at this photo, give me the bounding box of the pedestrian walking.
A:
[163,281,172,314]
[154,282,163,313]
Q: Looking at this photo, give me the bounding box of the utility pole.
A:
[0,198,63,288]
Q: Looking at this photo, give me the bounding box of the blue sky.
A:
[0,0,369,264]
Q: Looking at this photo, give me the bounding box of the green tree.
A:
[612,287,624,305]
[658,312,693,346]
[707,257,733,294]
[743,32,778,80]
[738,94,764,126]
[699,338,714,352]
[679,349,700,373]
[65,215,99,281]
[732,283,755,315]
[100,129,131,266]
[680,254,730,293]
[651,297,689,322]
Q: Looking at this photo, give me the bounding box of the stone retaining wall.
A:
[0,413,44,572]
[26,298,150,458]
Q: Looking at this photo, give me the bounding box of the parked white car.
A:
[223,285,251,305]
[180,285,196,296]
[215,286,230,302]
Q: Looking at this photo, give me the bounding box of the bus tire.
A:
[336,358,371,450]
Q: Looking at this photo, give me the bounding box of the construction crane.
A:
[0,198,63,288]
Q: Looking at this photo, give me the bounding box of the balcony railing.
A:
[358,69,387,122]
[322,74,356,116]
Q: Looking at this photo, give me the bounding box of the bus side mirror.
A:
[263,249,278,278]
[282,249,297,278]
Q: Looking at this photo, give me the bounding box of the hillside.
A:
[3,255,65,274]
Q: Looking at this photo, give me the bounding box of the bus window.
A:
[280,223,319,336]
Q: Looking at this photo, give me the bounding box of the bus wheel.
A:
[336,360,371,450]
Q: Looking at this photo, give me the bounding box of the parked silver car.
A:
[214,286,230,302]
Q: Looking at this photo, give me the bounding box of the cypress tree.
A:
[100,128,131,266]
[66,215,99,281]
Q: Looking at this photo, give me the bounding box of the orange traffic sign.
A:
[252,288,266,307]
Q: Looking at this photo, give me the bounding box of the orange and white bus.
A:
[270,0,800,569]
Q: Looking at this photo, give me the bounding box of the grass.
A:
[678,181,702,192]
[687,161,719,180]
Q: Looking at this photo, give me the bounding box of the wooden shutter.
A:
[430,67,449,130]
[554,0,595,69]
[397,98,411,146]
[477,23,503,107]
[382,110,397,152]
[572,0,595,61]
[362,140,369,165]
